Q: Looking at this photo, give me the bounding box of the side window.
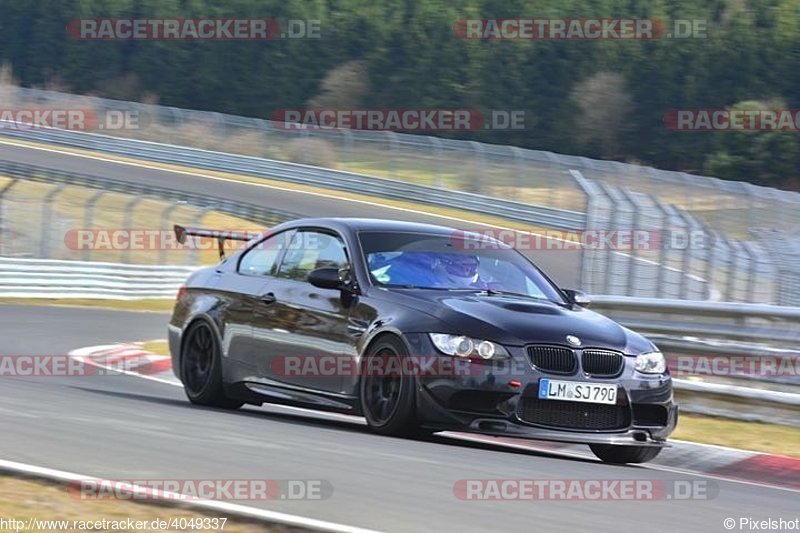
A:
[238,231,289,276]
[277,231,347,281]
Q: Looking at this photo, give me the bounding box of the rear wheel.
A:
[180,321,243,410]
[360,336,421,436]
[589,444,662,464]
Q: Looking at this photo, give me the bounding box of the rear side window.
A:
[238,231,289,276]
[277,231,347,281]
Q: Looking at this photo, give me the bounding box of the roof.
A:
[274,217,459,235]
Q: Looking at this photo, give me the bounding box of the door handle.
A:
[260,292,277,304]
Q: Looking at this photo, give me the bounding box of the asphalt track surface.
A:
[0,143,797,531]
[1,305,798,533]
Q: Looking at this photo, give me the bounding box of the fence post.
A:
[470,141,485,194]
[702,224,719,301]
[726,239,744,302]
[0,179,18,256]
[672,209,695,300]
[159,203,182,265]
[619,189,644,297]
[121,196,145,264]
[188,207,212,265]
[82,190,107,261]
[741,241,760,303]
[40,183,67,258]
[569,170,607,293]
[649,195,670,299]
[430,136,444,187]
[387,131,399,178]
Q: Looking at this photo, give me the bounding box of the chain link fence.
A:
[0,161,297,265]
[1,85,798,304]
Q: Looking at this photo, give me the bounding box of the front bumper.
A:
[405,334,678,446]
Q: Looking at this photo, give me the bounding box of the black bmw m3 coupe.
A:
[168,218,677,464]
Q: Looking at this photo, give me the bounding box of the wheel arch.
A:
[179,313,224,365]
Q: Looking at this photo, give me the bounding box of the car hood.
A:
[386,290,653,353]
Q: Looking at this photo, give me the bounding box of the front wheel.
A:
[180,320,243,410]
[359,336,421,437]
[590,444,662,464]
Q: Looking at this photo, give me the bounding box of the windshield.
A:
[359,231,565,302]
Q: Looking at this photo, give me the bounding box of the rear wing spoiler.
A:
[174,224,258,259]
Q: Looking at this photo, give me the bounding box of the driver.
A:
[434,253,487,289]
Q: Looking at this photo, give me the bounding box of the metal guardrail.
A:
[588,294,800,425]
[590,295,800,350]
[0,126,587,231]
[0,257,198,299]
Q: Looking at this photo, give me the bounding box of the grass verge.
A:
[139,340,169,356]
[673,413,800,458]
[0,298,175,313]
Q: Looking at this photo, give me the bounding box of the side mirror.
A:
[562,289,591,307]
[308,267,343,290]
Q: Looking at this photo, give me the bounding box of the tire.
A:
[359,336,421,436]
[180,320,243,410]
[589,444,663,464]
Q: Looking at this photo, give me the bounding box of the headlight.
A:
[428,334,509,360]
[635,351,666,374]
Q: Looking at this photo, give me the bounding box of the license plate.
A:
[538,379,618,405]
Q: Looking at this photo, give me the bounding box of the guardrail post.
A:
[40,183,66,258]
[0,179,19,256]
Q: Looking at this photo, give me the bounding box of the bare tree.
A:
[307,60,369,109]
[570,71,633,158]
